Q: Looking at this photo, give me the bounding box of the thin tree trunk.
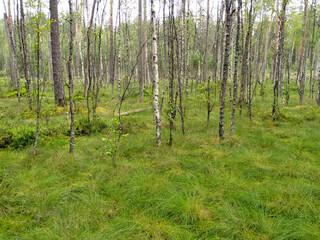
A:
[160,0,166,111]
[85,0,97,123]
[68,0,75,153]
[117,2,122,100]
[34,0,41,154]
[4,13,18,90]
[230,0,242,135]
[219,0,234,139]
[109,0,115,99]
[175,16,185,135]
[273,0,287,118]
[138,0,144,102]
[297,0,308,105]
[261,2,274,98]
[143,0,149,86]
[19,0,32,108]
[41,36,47,92]
[204,0,212,125]
[94,2,107,112]
[239,0,253,117]
[79,0,85,84]
[248,38,253,120]
[185,0,190,96]
[309,0,315,99]
[317,20,320,108]
[168,0,176,146]
[151,0,161,146]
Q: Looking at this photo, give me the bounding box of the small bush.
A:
[74,115,109,136]
[143,89,152,97]
[0,124,35,149]
[74,90,86,101]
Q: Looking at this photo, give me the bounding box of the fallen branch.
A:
[121,107,151,116]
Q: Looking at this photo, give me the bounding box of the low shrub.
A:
[0,123,35,149]
[74,115,109,136]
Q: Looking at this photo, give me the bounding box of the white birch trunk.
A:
[151,0,161,146]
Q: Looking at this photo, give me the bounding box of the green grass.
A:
[0,82,320,239]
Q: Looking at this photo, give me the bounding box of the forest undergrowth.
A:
[0,81,320,239]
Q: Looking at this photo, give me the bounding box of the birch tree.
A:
[230,0,242,135]
[219,0,234,139]
[151,0,161,146]
[138,0,144,102]
[297,0,308,105]
[68,0,75,153]
[273,0,288,118]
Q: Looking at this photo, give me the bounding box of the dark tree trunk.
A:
[4,13,18,91]
[219,0,234,139]
[68,0,75,153]
[273,0,288,118]
[34,0,41,154]
[85,0,97,123]
[317,19,320,108]
[261,3,274,98]
[297,0,308,105]
[309,0,316,99]
[175,16,185,135]
[160,0,167,111]
[109,0,115,99]
[138,0,144,102]
[50,0,66,106]
[239,0,253,117]
[168,0,176,146]
[230,0,242,135]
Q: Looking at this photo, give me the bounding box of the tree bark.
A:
[4,13,18,90]
[68,0,75,153]
[297,0,308,105]
[185,0,190,96]
[151,0,161,146]
[85,0,97,122]
[261,4,274,98]
[273,0,287,118]
[219,0,234,139]
[309,0,316,99]
[168,0,176,146]
[230,0,242,135]
[117,1,122,100]
[34,0,41,154]
[160,0,167,110]
[239,0,253,117]
[109,0,115,99]
[175,15,185,135]
[317,20,320,108]
[138,0,144,102]
[143,0,149,86]
[50,0,66,106]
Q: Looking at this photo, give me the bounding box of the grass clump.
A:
[0,83,320,239]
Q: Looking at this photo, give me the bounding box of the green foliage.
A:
[1,87,320,239]
[6,87,28,98]
[72,90,86,101]
[0,123,35,149]
[102,114,121,157]
[74,115,109,136]
[192,51,204,69]
[143,89,151,98]
[196,81,217,106]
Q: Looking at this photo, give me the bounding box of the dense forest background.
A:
[0,0,319,149]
